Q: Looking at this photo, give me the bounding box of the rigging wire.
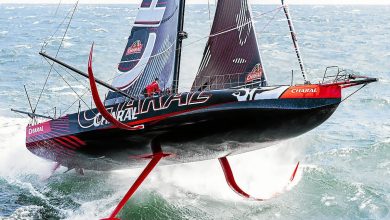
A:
[57,63,91,91]
[341,84,367,103]
[34,0,79,114]
[207,7,282,38]
[257,6,282,34]
[60,73,126,117]
[61,89,91,116]
[54,0,63,17]
[55,71,124,117]
[42,56,91,111]
[38,5,284,117]
[41,7,74,52]
[119,6,283,65]
[74,5,283,110]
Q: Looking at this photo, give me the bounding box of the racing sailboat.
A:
[18,0,377,219]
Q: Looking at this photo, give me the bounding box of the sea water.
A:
[0,4,389,220]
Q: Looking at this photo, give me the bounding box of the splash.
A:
[145,139,306,202]
[0,117,53,178]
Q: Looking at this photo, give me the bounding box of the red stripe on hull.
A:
[58,136,80,148]
[68,135,86,146]
[53,138,77,150]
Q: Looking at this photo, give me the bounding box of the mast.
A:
[281,0,309,84]
[172,0,187,93]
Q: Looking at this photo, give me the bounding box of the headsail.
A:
[191,0,267,92]
[106,0,180,103]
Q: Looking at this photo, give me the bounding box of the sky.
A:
[0,0,389,5]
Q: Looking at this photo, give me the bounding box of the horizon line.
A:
[1,3,390,5]
[1,0,390,5]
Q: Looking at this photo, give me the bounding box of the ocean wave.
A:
[92,28,108,33]
[4,205,43,220]
[62,41,73,49]
[47,85,84,92]
[298,164,389,218]
[14,44,32,49]
[0,31,8,37]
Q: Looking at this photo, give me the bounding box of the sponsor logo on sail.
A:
[245,64,263,83]
[126,40,143,55]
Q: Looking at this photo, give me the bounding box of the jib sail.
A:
[191,0,267,91]
[106,0,180,103]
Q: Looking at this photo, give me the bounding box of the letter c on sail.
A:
[112,33,157,90]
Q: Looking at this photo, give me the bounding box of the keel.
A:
[218,157,300,201]
[101,152,165,220]
[87,44,144,131]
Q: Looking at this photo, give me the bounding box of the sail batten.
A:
[191,0,267,92]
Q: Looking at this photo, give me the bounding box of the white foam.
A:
[48,85,84,92]
[14,44,32,49]
[0,117,53,179]
[3,205,43,220]
[96,138,307,212]
[147,139,305,202]
[65,137,307,219]
[0,31,8,36]
[93,28,108,33]
[62,41,73,49]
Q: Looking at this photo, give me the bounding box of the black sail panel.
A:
[191,0,267,91]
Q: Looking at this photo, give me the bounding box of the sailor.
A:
[146,78,161,97]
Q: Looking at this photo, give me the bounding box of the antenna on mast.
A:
[24,85,34,114]
[24,85,38,123]
[281,0,309,84]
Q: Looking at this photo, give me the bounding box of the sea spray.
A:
[146,138,306,201]
[0,117,55,179]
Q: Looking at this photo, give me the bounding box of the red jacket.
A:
[146,81,160,96]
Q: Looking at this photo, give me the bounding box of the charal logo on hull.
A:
[26,122,52,138]
[291,88,317,93]
[78,92,211,129]
[93,107,138,127]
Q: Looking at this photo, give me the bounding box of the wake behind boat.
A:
[14,0,377,219]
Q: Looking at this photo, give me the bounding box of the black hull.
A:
[26,87,341,171]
